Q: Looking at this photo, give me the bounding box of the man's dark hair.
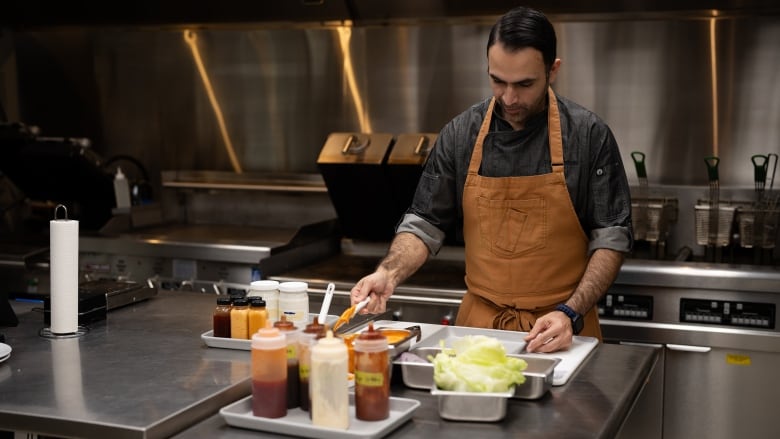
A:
[487,7,557,73]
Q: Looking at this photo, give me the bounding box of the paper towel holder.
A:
[40,326,88,339]
[54,204,68,220]
[40,204,89,339]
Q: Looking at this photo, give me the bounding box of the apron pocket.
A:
[477,197,546,258]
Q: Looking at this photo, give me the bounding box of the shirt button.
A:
[596,168,604,176]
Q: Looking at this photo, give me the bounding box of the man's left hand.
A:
[523,310,573,353]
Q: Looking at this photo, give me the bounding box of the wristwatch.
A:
[556,304,584,335]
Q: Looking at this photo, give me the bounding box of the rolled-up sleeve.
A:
[396,213,446,255]
[585,119,633,254]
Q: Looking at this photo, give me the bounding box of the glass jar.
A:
[278,281,309,327]
[248,297,268,337]
[230,298,250,339]
[212,296,232,338]
[249,280,279,322]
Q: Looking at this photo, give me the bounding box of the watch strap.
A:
[556,304,584,334]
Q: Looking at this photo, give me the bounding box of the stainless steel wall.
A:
[1,11,779,250]
[2,13,779,187]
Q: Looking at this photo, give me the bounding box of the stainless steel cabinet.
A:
[664,344,780,439]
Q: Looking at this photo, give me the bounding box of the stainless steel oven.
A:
[600,260,780,439]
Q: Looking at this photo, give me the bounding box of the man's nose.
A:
[502,86,518,106]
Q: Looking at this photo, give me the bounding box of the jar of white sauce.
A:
[278,281,309,326]
[248,280,280,322]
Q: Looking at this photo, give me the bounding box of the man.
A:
[350,6,632,353]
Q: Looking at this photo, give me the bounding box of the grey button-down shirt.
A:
[397,95,633,256]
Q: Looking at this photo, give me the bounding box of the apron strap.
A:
[467,97,496,175]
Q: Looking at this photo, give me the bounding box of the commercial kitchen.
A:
[1,1,779,438]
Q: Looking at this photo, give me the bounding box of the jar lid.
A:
[250,280,279,291]
[279,281,308,293]
[216,296,232,305]
[249,297,267,307]
[232,298,249,307]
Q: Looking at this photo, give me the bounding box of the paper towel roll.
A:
[50,217,79,334]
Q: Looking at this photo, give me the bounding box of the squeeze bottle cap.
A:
[354,322,389,352]
[252,322,286,349]
[273,314,297,331]
[317,329,346,348]
[303,320,326,339]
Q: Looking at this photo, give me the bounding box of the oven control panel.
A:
[598,293,653,320]
[679,298,775,329]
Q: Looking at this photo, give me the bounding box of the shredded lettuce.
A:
[430,335,526,393]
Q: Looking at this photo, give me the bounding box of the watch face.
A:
[572,316,584,335]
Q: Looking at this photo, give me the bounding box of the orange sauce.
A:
[378,329,409,345]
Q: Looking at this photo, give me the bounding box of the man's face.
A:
[487,43,560,129]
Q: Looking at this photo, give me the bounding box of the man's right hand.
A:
[349,231,430,314]
[350,268,395,314]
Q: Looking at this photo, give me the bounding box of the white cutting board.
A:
[521,335,599,386]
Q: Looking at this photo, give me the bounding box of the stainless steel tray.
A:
[395,346,559,399]
[202,314,338,350]
[430,386,514,422]
[220,393,420,439]
[411,325,527,354]
[375,325,421,359]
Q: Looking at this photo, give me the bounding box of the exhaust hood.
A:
[3,0,778,28]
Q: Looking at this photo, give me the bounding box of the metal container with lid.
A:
[317,132,396,241]
[386,133,437,222]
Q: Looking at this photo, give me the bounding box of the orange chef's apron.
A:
[454,88,602,340]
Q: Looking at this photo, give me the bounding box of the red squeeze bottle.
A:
[353,322,390,421]
[251,323,287,418]
[274,315,300,409]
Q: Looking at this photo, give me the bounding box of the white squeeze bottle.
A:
[113,166,132,209]
[310,329,349,430]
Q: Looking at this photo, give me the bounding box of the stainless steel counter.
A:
[175,338,659,439]
[0,291,659,439]
[0,291,251,439]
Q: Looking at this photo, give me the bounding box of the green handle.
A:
[751,154,768,183]
[631,151,647,179]
[704,156,719,182]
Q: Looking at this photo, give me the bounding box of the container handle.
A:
[751,154,768,185]
[704,156,720,182]
[53,204,69,220]
[666,344,712,353]
[767,153,778,191]
[631,151,647,179]
[341,134,370,155]
[413,136,431,156]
